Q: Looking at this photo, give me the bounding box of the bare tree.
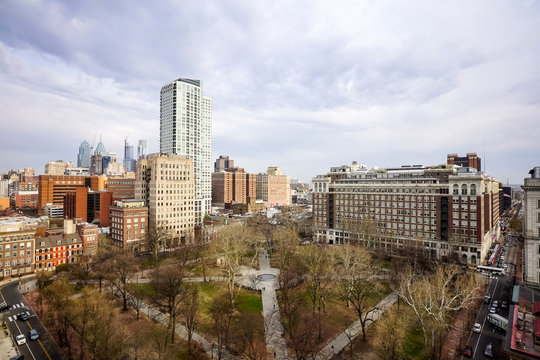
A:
[105,251,140,311]
[212,223,262,310]
[180,283,199,355]
[210,292,235,360]
[394,264,480,359]
[127,285,146,321]
[374,306,406,360]
[334,245,382,341]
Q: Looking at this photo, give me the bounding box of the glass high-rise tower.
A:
[160,78,212,224]
[77,140,91,168]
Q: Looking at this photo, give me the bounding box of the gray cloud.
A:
[0,0,539,183]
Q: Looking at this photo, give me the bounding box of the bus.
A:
[477,265,505,276]
[487,313,508,331]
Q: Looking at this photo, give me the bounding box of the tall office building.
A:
[137,140,148,159]
[124,137,135,172]
[77,140,91,168]
[160,78,212,224]
[135,153,195,245]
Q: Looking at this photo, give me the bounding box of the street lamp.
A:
[211,343,215,359]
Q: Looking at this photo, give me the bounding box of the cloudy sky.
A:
[1,0,539,184]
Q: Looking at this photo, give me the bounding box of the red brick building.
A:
[64,188,112,227]
[110,200,148,252]
[35,233,83,271]
[37,175,105,213]
[106,178,136,201]
[77,223,98,256]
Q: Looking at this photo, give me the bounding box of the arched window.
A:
[470,184,477,196]
[453,184,459,195]
[461,184,468,195]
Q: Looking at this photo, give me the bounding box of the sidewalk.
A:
[258,248,289,360]
[315,292,398,360]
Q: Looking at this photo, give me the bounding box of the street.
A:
[0,280,65,360]
[462,233,519,359]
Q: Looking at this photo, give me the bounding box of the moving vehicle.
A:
[0,304,10,312]
[463,345,473,357]
[473,323,482,333]
[493,300,499,308]
[484,294,492,304]
[489,307,496,314]
[477,265,505,276]
[484,343,493,357]
[10,355,24,360]
[17,313,30,321]
[29,329,39,341]
[488,313,508,331]
[501,301,508,309]
[16,334,26,346]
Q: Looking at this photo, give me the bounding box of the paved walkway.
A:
[258,248,289,360]
[315,292,398,360]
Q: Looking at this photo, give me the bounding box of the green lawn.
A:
[402,313,429,360]
[127,282,156,298]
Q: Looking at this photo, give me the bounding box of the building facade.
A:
[45,161,74,176]
[160,78,212,224]
[38,175,105,212]
[63,188,112,226]
[447,152,482,172]
[135,153,195,245]
[312,162,501,264]
[523,166,540,285]
[0,223,35,278]
[107,177,136,201]
[137,139,148,160]
[214,155,234,172]
[110,200,148,252]
[212,168,256,207]
[256,166,291,206]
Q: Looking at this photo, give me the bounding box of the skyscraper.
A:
[137,139,148,159]
[160,78,212,224]
[94,136,107,156]
[77,140,91,168]
[124,137,135,172]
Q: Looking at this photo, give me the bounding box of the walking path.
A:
[315,292,399,360]
[258,248,289,360]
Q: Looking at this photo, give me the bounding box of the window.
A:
[453,184,458,195]
[462,184,468,196]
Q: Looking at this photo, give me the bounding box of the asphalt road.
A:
[462,234,519,359]
[0,280,65,360]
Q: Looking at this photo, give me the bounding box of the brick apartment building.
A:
[77,222,98,256]
[35,232,83,271]
[212,168,256,207]
[312,162,501,264]
[110,200,148,252]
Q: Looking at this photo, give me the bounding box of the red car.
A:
[463,345,473,357]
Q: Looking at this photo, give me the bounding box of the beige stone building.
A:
[523,166,540,284]
[135,153,195,246]
[256,166,291,206]
[44,161,74,175]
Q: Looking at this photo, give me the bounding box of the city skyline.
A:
[1,1,539,183]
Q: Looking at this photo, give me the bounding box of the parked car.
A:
[484,343,493,357]
[473,323,482,333]
[15,334,26,346]
[10,355,24,360]
[493,300,499,308]
[484,294,492,304]
[29,329,39,341]
[0,304,10,312]
[501,301,509,309]
[489,307,496,314]
[17,313,29,321]
[463,345,473,357]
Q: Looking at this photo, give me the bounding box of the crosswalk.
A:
[2,302,31,322]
